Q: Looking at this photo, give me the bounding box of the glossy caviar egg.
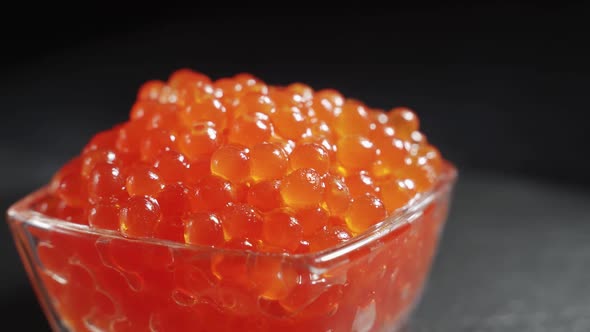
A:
[115,120,145,155]
[336,135,377,171]
[220,203,263,241]
[181,98,227,130]
[125,163,163,196]
[139,129,178,161]
[227,111,273,147]
[322,175,351,216]
[345,194,387,234]
[87,163,127,203]
[168,68,211,89]
[88,202,120,230]
[246,180,282,212]
[280,168,325,210]
[270,105,308,141]
[295,205,329,236]
[334,100,372,137]
[414,143,444,174]
[178,121,221,161]
[82,127,120,153]
[345,171,379,197]
[289,143,330,175]
[287,83,314,104]
[53,164,87,207]
[312,89,344,122]
[210,144,250,183]
[262,209,303,252]
[309,225,352,252]
[137,80,166,101]
[380,178,416,212]
[154,183,192,242]
[389,106,419,139]
[399,164,435,193]
[234,73,269,95]
[80,149,118,178]
[130,100,177,127]
[373,137,408,178]
[232,92,274,118]
[191,175,237,212]
[249,143,289,181]
[119,195,161,237]
[153,151,190,183]
[183,212,224,246]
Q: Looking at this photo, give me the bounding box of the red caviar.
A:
[26,69,450,332]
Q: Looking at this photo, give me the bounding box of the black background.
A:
[1,4,589,331]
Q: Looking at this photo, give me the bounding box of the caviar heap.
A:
[28,70,450,332]
[42,69,443,251]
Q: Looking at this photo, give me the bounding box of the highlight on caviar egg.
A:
[10,69,455,332]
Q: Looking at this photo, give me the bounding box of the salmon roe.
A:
[41,69,444,251]
[29,69,450,332]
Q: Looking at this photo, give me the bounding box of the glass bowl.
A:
[7,163,456,332]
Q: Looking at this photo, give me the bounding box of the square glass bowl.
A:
[7,163,456,332]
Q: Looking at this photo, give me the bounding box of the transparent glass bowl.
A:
[7,164,456,332]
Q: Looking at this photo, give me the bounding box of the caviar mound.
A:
[42,69,445,253]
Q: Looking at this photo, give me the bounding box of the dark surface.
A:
[410,173,590,332]
[3,171,589,331]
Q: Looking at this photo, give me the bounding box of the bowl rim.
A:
[7,162,457,269]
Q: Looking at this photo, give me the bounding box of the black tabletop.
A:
[410,172,590,332]
[3,171,589,331]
